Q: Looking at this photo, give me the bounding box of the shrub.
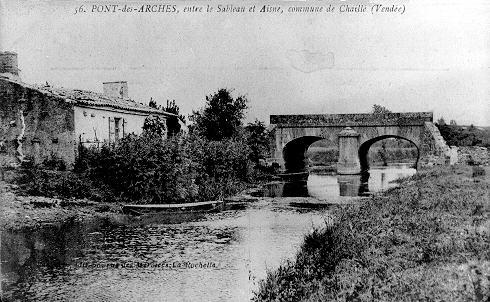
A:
[245,120,270,165]
[182,134,253,201]
[143,115,166,137]
[436,123,489,147]
[17,122,267,204]
[15,168,110,201]
[72,133,255,204]
[41,153,66,171]
[82,134,198,204]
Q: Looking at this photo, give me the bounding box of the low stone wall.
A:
[419,154,447,167]
[271,112,433,127]
[456,146,489,166]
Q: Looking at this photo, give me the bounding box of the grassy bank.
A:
[253,165,489,301]
[0,181,125,231]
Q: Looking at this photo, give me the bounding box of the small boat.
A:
[277,171,309,181]
[122,200,224,215]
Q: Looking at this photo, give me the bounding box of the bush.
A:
[15,168,110,201]
[245,120,270,165]
[436,123,489,147]
[17,118,269,204]
[40,153,67,171]
[143,115,166,137]
[179,134,253,201]
[16,132,259,204]
[80,134,198,204]
[72,133,255,204]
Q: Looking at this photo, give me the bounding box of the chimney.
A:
[103,81,128,99]
[0,51,20,79]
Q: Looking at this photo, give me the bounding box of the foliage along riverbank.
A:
[2,132,271,230]
[253,165,490,302]
[12,132,272,204]
[0,179,263,231]
[11,88,274,206]
[0,181,126,231]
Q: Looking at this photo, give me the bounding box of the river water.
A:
[265,166,417,198]
[1,166,415,302]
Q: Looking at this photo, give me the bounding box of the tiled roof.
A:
[35,84,176,116]
[1,76,176,116]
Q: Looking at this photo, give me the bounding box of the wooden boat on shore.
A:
[122,200,224,215]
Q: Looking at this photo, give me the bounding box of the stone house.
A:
[0,51,177,168]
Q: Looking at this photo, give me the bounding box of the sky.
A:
[1,0,488,125]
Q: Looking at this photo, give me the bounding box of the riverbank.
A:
[1,190,331,302]
[0,181,126,231]
[0,179,266,231]
[253,165,490,301]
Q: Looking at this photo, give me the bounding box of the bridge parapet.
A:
[270,112,433,127]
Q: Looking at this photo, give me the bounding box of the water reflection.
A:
[1,202,328,302]
[337,174,365,197]
[266,166,416,199]
[1,166,416,301]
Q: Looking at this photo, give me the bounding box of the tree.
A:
[372,104,391,114]
[245,120,270,164]
[189,88,248,141]
[143,115,166,137]
[149,98,158,109]
[148,98,186,136]
[436,121,483,147]
[164,99,186,124]
[164,100,185,136]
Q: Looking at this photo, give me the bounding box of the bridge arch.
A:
[358,135,420,172]
[283,136,325,172]
[270,112,445,174]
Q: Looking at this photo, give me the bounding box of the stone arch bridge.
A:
[269,112,449,174]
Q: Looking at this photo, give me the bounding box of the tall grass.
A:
[254,166,490,301]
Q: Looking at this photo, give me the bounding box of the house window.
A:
[114,118,121,142]
[108,117,126,145]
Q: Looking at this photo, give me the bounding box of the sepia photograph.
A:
[0,0,488,301]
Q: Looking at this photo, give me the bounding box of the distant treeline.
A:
[436,120,490,147]
[307,139,418,167]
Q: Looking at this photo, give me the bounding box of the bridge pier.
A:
[270,112,440,175]
[337,127,361,175]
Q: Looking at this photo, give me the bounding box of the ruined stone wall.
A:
[0,79,76,167]
[419,122,451,166]
[456,146,489,166]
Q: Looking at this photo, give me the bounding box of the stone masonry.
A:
[270,112,450,174]
[0,51,176,168]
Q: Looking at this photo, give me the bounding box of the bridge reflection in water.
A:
[265,166,416,198]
